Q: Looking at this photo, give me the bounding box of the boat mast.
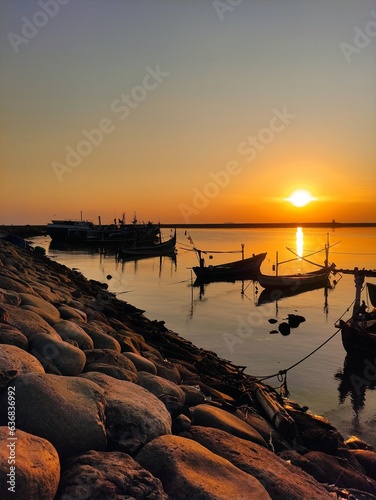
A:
[324,233,329,269]
[352,268,364,326]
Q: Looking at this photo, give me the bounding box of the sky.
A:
[1,0,375,225]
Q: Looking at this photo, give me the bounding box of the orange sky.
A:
[1,1,375,225]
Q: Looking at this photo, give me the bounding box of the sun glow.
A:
[286,189,316,207]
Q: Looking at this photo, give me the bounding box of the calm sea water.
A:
[31,227,376,446]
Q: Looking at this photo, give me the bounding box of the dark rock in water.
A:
[57,450,167,500]
[288,314,306,329]
[136,434,271,500]
[0,373,107,460]
[344,435,374,450]
[0,427,60,499]
[278,322,291,336]
[268,318,278,324]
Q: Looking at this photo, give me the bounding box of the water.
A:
[31,227,376,446]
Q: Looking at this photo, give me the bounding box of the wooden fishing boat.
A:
[257,266,333,290]
[193,252,267,283]
[118,230,176,259]
[338,280,376,357]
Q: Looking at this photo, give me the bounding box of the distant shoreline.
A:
[1,222,376,238]
[160,222,376,229]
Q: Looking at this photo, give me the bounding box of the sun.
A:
[286,189,317,207]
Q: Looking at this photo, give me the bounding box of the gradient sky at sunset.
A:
[1,0,375,225]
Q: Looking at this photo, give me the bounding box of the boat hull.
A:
[193,252,267,283]
[118,231,176,259]
[257,268,331,290]
[340,319,376,357]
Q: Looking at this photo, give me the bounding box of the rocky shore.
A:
[0,236,376,499]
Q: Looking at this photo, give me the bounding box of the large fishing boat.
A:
[338,277,376,357]
[47,215,160,245]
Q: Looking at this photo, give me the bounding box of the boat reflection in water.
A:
[335,355,376,427]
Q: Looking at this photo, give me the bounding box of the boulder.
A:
[57,450,167,499]
[0,303,60,339]
[183,426,334,500]
[58,305,87,322]
[191,404,267,448]
[136,434,271,499]
[0,427,60,500]
[19,293,60,321]
[180,384,207,406]
[154,359,181,384]
[137,371,186,407]
[0,373,107,459]
[0,274,37,295]
[303,450,376,494]
[28,332,86,376]
[83,362,137,382]
[21,305,60,326]
[0,324,28,350]
[80,372,171,453]
[84,348,137,374]
[349,449,376,480]
[53,320,94,350]
[0,344,45,379]
[81,322,121,351]
[123,352,157,374]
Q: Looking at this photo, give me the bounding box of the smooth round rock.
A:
[0,373,107,460]
[58,305,87,322]
[136,434,271,500]
[0,344,45,377]
[191,404,267,447]
[0,324,28,350]
[0,427,60,500]
[28,332,86,376]
[123,352,157,373]
[0,303,61,339]
[53,320,94,350]
[81,372,171,453]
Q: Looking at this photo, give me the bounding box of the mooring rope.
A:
[253,327,342,384]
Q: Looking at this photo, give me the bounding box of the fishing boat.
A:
[117,230,177,259]
[257,234,336,291]
[338,277,376,357]
[47,215,160,245]
[257,266,333,290]
[193,249,267,283]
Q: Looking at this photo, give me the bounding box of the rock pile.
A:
[0,237,376,499]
